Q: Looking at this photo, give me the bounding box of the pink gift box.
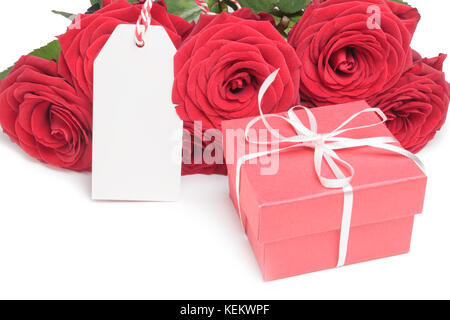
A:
[222,101,427,281]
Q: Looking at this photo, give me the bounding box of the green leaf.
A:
[237,0,276,13]
[205,0,226,13]
[389,0,410,5]
[0,40,61,81]
[238,0,310,16]
[52,10,76,20]
[167,0,199,16]
[277,0,310,15]
[0,66,13,81]
[180,6,201,22]
[29,40,61,61]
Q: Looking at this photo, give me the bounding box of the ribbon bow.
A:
[235,69,425,268]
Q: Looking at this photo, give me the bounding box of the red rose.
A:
[102,0,118,6]
[232,7,276,25]
[173,10,300,175]
[288,0,420,106]
[102,0,114,7]
[58,0,191,101]
[0,56,92,171]
[173,11,301,131]
[369,53,449,153]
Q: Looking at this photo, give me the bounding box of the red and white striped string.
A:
[136,0,242,46]
[195,0,241,15]
[135,0,153,47]
[195,0,212,14]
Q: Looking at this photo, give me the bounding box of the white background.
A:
[0,0,449,300]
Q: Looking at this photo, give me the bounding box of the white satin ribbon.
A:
[235,69,425,268]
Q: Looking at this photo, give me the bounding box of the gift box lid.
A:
[222,101,427,244]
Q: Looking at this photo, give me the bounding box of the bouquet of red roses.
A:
[0,0,448,175]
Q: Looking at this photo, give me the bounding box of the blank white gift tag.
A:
[92,25,183,201]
